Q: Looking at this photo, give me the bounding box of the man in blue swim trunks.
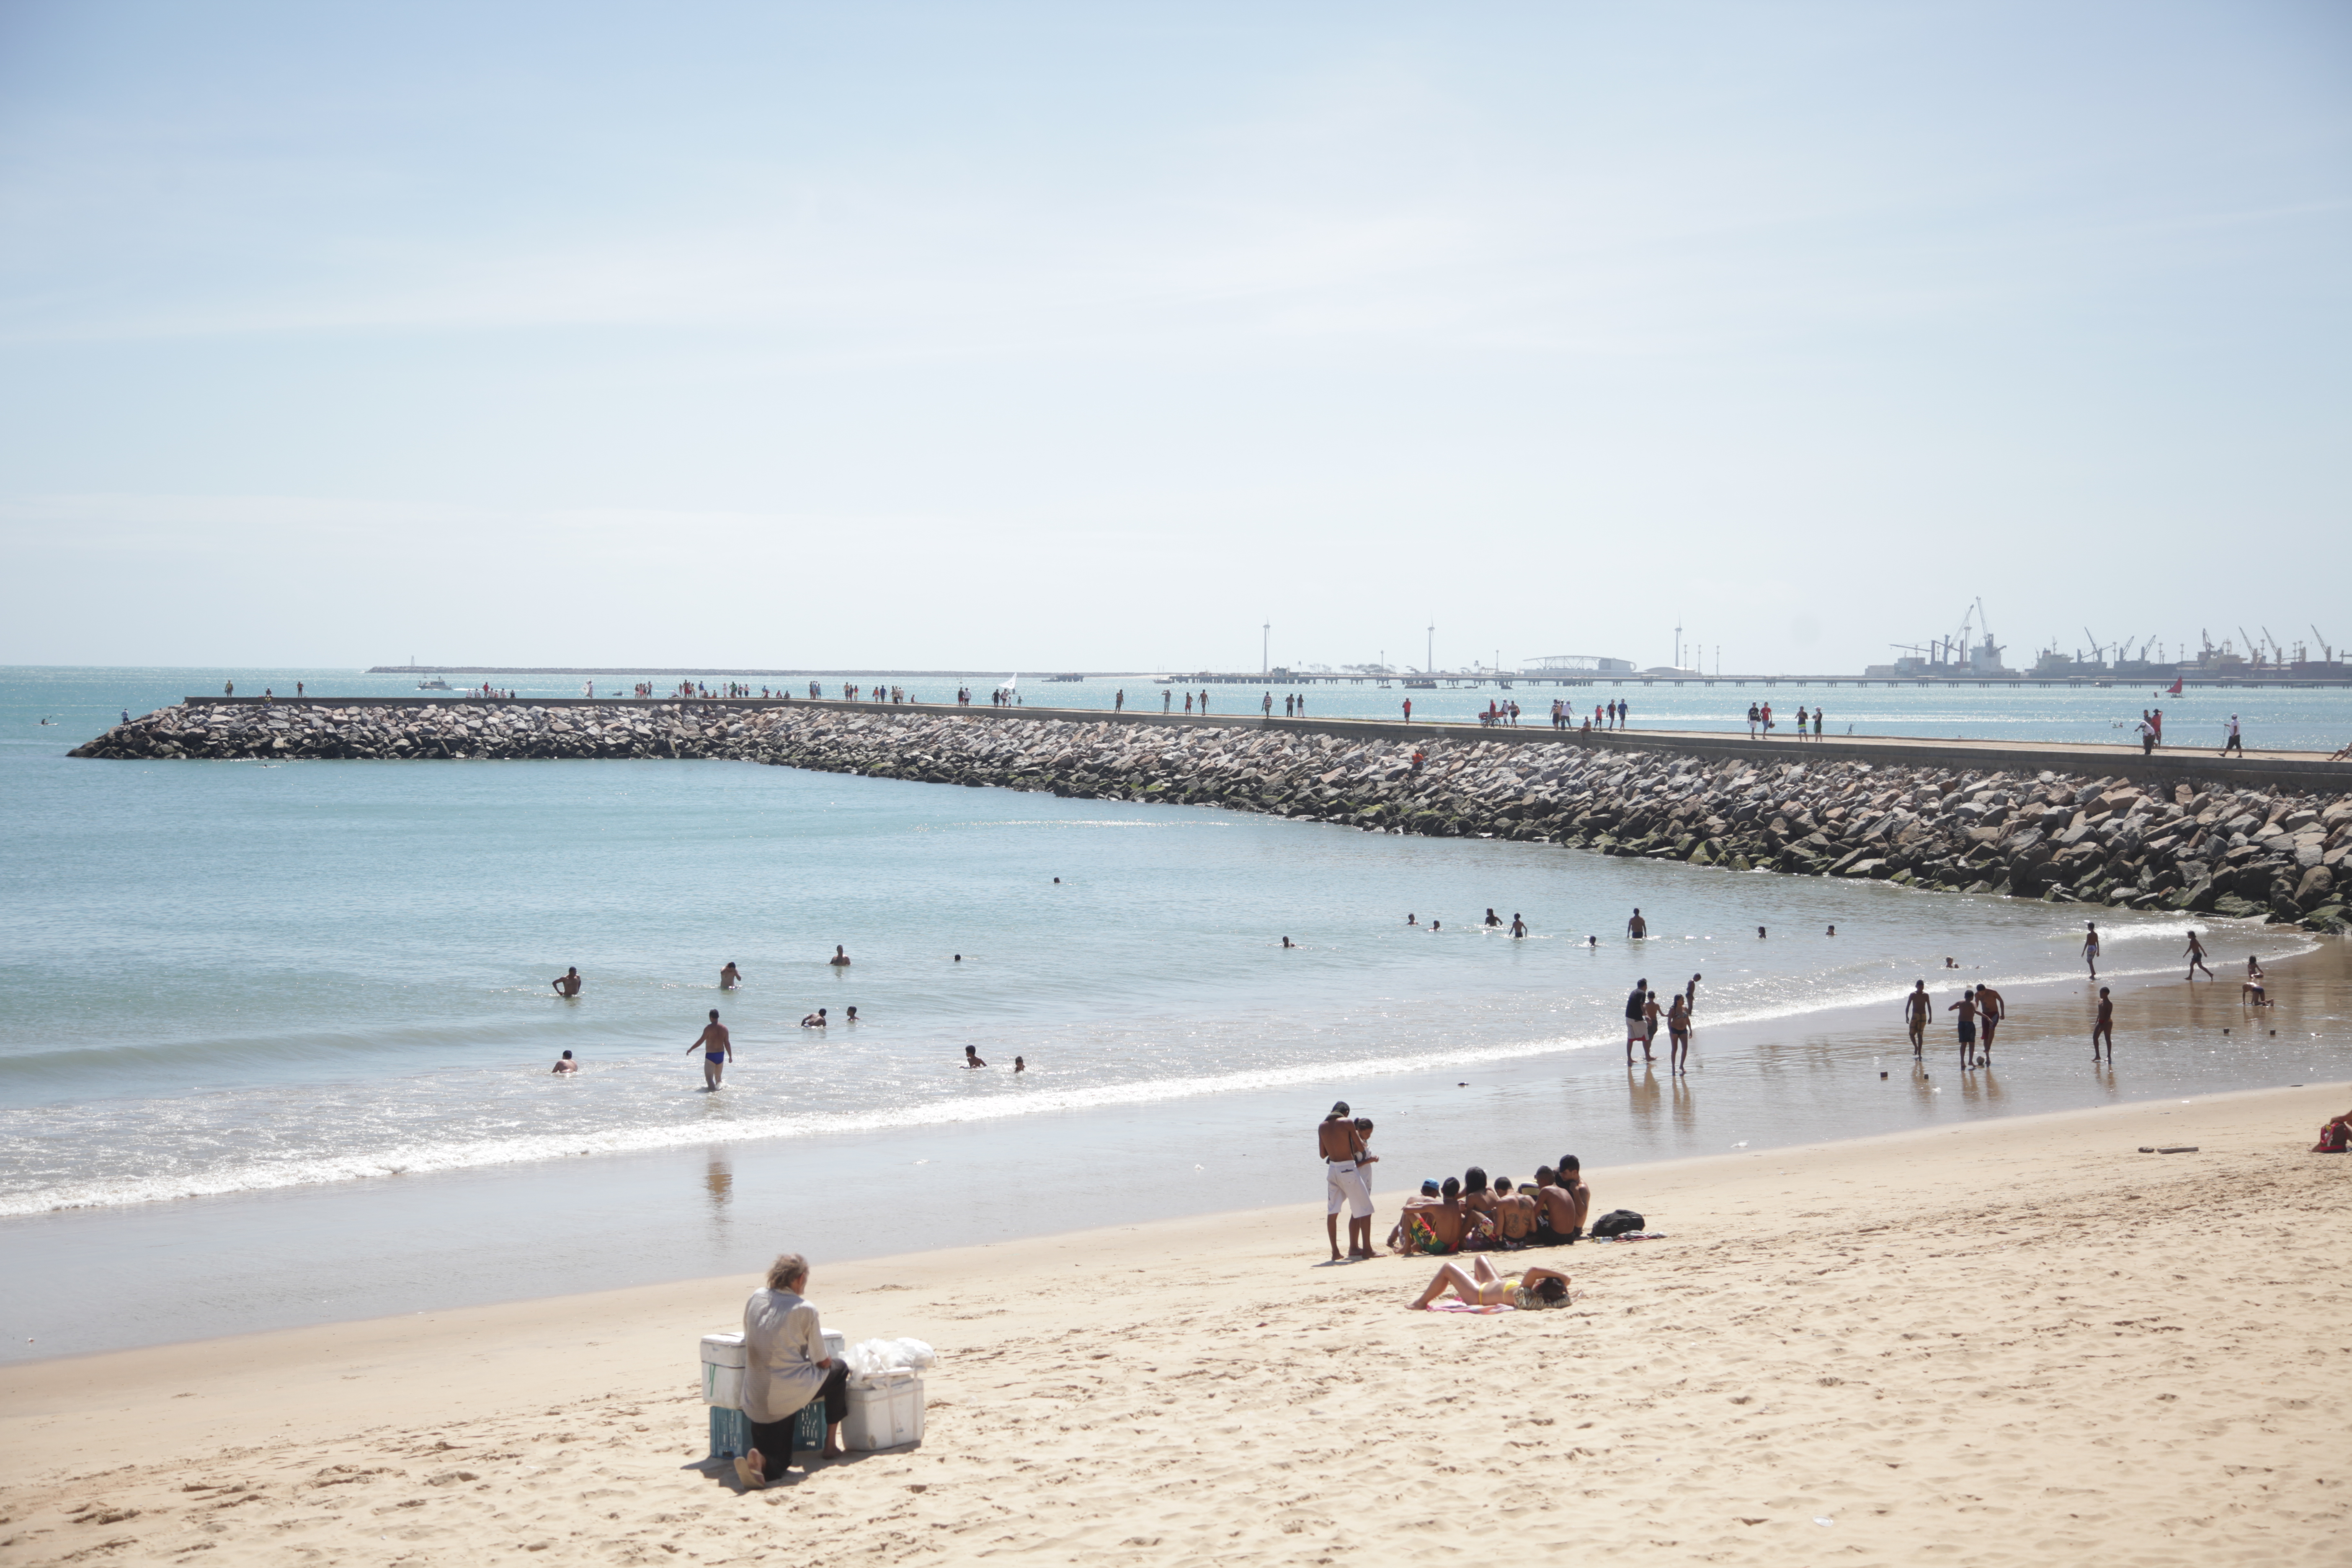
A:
[689,1008,732,1089]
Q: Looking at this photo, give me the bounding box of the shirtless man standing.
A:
[1320,1101,1372,1261]
[1905,981,1932,1057]
[1627,908,1648,939]
[1947,988,1980,1069]
[551,967,583,998]
[688,1009,732,1090]
[2092,987,2114,1060]
[2184,931,2214,980]
[1973,984,2005,1063]
[720,962,742,990]
[829,946,852,967]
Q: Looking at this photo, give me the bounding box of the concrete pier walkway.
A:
[180,694,2347,789]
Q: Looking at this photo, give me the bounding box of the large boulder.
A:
[2296,865,2335,910]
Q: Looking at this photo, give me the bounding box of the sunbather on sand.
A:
[1410,1253,1573,1310]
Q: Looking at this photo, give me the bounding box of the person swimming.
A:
[829,946,851,967]
[963,1046,988,1068]
[551,1050,578,1075]
[800,1008,827,1028]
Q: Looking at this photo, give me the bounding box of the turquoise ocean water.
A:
[3,668,2346,1359]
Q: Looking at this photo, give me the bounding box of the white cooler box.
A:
[842,1369,926,1451]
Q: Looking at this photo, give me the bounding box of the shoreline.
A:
[5,1080,2346,1564]
[3,934,2343,1366]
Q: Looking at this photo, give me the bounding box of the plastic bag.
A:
[845,1336,939,1377]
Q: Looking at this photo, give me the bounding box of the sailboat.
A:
[2160,676,2183,696]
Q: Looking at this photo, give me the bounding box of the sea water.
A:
[3,668,2346,1359]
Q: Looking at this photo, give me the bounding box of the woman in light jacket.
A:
[736,1252,850,1489]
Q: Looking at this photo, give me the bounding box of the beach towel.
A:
[1429,1300,1515,1314]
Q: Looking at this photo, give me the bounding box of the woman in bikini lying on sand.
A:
[1410,1255,1574,1310]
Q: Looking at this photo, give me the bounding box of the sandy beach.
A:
[5,1069,2348,1567]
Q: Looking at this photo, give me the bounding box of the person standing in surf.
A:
[689,1009,732,1089]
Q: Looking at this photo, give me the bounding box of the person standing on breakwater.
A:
[1906,981,1932,1057]
[552,967,583,998]
[224,680,234,696]
[1627,908,1647,939]
[2082,922,2101,980]
[1263,692,1274,717]
[1320,1101,1373,1261]
[829,946,851,967]
[2221,714,2243,755]
[720,962,742,991]
[1813,708,1824,739]
[2151,707,2163,746]
[690,1010,732,1090]
[1402,697,1412,722]
[2092,988,2115,1061]
[1114,689,1125,712]
[1746,702,1759,738]
[1625,980,1651,1064]
[1163,689,1171,712]
[2184,930,2215,980]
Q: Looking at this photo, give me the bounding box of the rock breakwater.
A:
[77,700,2352,932]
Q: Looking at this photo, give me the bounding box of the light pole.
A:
[1262,622,1269,676]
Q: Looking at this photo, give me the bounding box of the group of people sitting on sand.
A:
[1387,1160,1592,1255]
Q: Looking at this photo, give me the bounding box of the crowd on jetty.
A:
[73,701,2352,932]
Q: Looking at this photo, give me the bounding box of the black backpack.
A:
[1589,1208,1645,1238]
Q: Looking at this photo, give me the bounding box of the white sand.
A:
[4,1080,2348,1566]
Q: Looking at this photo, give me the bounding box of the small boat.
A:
[1402,678,1436,690]
[417,678,451,691]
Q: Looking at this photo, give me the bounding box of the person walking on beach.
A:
[1625,980,1651,1064]
[1975,983,2005,1061]
[1948,988,1980,1069]
[1905,980,1932,1056]
[2092,987,2114,1061]
[2220,714,2243,755]
[2082,921,2100,979]
[1746,702,1759,738]
[1320,1101,1373,1261]
[1626,908,1648,939]
[2184,930,2214,980]
[552,967,583,998]
[690,1009,732,1090]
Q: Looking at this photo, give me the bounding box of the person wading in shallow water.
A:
[689,1009,732,1089]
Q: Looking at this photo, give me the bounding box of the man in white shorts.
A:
[1320,1101,1373,1261]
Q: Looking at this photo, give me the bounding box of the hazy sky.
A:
[2,1,2346,673]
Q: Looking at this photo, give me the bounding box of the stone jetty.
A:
[75,699,2352,932]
